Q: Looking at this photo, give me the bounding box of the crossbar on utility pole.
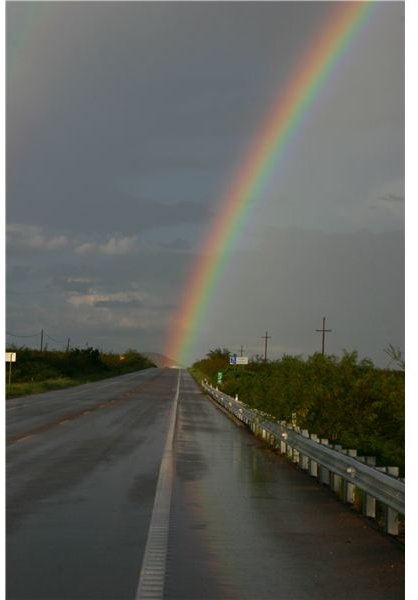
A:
[316,317,332,355]
[262,331,271,362]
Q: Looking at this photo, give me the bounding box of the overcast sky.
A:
[6,1,404,367]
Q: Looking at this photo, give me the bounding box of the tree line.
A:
[5,346,156,398]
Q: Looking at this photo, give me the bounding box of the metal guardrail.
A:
[203,382,405,536]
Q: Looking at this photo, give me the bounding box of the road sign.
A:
[235,357,249,365]
[217,371,223,384]
[230,354,248,365]
[5,352,16,385]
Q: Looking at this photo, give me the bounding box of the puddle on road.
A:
[166,377,404,600]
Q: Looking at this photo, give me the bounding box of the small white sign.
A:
[5,352,17,363]
[235,357,249,365]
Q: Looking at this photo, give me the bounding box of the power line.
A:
[7,329,71,350]
[44,331,66,344]
[6,330,42,338]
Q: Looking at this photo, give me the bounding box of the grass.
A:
[6,377,80,399]
[5,347,157,399]
[5,367,154,399]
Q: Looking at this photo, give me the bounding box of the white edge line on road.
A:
[134,368,181,600]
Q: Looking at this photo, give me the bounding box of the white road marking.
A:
[135,369,181,600]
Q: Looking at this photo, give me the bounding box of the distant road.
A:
[7,368,404,599]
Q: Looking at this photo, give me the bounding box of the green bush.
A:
[192,349,404,472]
[5,345,156,397]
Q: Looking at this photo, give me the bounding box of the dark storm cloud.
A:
[6,2,404,362]
[6,1,328,236]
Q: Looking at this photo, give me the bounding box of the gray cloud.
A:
[50,276,95,295]
[74,234,138,256]
[7,224,70,250]
[94,299,144,309]
[6,2,404,363]
[195,227,404,366]
[379,194,405,204]
[158,239,191,251]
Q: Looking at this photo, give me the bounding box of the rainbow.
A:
[164,1,374,366]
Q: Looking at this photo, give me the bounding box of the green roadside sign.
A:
[217,371,223,384]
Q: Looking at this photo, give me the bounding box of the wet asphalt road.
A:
[7,368,404,599]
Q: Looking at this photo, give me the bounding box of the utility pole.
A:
[262,331,271,362]
[316,317,332,355]
[66,338,70,352]
[40,329,44,352]
[240,345,244,357]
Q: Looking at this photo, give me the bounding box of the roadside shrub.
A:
[191,349,404,471]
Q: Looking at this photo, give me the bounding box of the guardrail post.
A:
[331,473,343,496]
[309,434,319,477]
[280,429,288,454]
[343,450,357,504]
[344,478,356,504]
[353,457,376,518]
[319,439,330,485]
[386,466,400,478]
[384,506,399,536]
[299,430,310,470]
[330,446,343,494]
[376,467,400,535]
[363,493,376,518]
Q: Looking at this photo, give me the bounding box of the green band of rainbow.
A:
[165,2,374,366]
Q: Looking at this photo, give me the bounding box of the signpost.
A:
[5,352,17,385]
